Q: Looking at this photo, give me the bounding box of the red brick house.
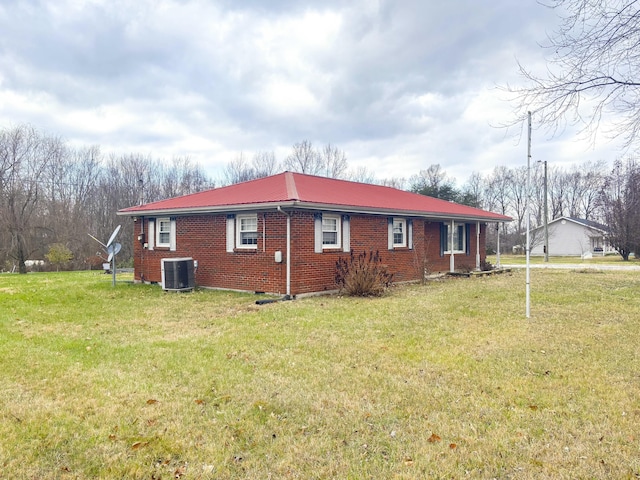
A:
[117,172,511,296]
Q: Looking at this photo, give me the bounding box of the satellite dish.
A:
[106,225,122,248]
[107,242,122,255]
[107,243,121,262]
[88,226,122,287]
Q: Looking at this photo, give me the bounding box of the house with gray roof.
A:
[530,217,614,257]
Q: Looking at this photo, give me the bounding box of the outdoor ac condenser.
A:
[161,257,195,292]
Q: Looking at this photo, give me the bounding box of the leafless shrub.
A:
[335,250,394,297]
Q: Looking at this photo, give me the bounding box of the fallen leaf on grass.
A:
[449,443,457,449]
[529,405,538,411]
[427,433,441,443]
[195,399,205,405]
[403,456,414,465]
[131,441,149,450]
[147,399,159,405]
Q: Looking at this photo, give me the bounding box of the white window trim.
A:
[235,214,258,249]
[321,214,341,249]
[392,218,407,248]
[156,217,172,248]
[444,222,466,254]
[148,219,155,250]
[342,215,350,252]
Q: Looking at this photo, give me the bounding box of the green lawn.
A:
[1,270,639,479]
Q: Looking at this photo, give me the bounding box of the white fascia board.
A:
[292,202,512,223]
[117,200,511,223]
[116,201,299,217]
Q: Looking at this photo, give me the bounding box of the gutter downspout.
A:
[476,221,480,271]
[277,206,291,297]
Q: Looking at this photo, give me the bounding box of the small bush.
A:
[457,262,474,274]
[480,259,494,271]
[335,250,394,297]
[45,243,73,272]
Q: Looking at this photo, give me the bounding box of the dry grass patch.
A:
[0,270,639,478]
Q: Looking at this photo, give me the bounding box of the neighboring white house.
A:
[530,217,615,257]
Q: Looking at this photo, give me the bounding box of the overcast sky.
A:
[0,0,625,185]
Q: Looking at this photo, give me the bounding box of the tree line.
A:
[0,124,213,273]
[408,160,639,259]
[2,124,638,273]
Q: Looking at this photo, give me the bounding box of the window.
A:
[393,218,406,247]
[322,215,341,248]
[156,217,171,247]
[236,214,258,248]
[314,213,348,253]
[444,222,466,254]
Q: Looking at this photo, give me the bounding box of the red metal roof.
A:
[118,171,511,221]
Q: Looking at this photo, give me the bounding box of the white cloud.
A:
[0,0,622,187]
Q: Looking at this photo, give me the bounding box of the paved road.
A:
[500,263,640,271]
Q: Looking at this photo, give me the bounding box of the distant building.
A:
[529,217,614,257]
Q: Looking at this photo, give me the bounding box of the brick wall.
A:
[131,211,488,296]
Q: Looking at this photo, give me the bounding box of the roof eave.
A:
[117,201,299,217]
[290,201,512,222]
[118,200,511,222]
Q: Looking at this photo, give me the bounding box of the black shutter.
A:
[465,223,471,255]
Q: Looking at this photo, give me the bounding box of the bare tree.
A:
[598,158,640,260]
[223,152,256,185]
[483,166,512,217]
[252,150,280,178]
[378,177,407,190]
[0,124,216,271]
[283,140,323,175]
[530,162,547,226]
[460,171,484,208]
[409,164,459,201]
[483,166,513,248]
[506,1,640,149]
[162,156,212,198]
[548,165,568,220]
[507,166,529,241]
[319,144,348,178]
[347,165,377,184]
[561,161,606,220]
[579,160,607,220]
[42,145,104,270]
[0,125,63,272]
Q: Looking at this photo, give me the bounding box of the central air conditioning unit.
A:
[161,257,195,292]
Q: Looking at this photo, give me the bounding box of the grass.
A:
[490,253,638,265]
[1,269,639,478]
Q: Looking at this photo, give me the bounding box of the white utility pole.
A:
[543,160,549,262]
[525,112,532,318]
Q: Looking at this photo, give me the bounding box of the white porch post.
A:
[496,223,501,268]
[449,219,455,273]
[475,221,481,270]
